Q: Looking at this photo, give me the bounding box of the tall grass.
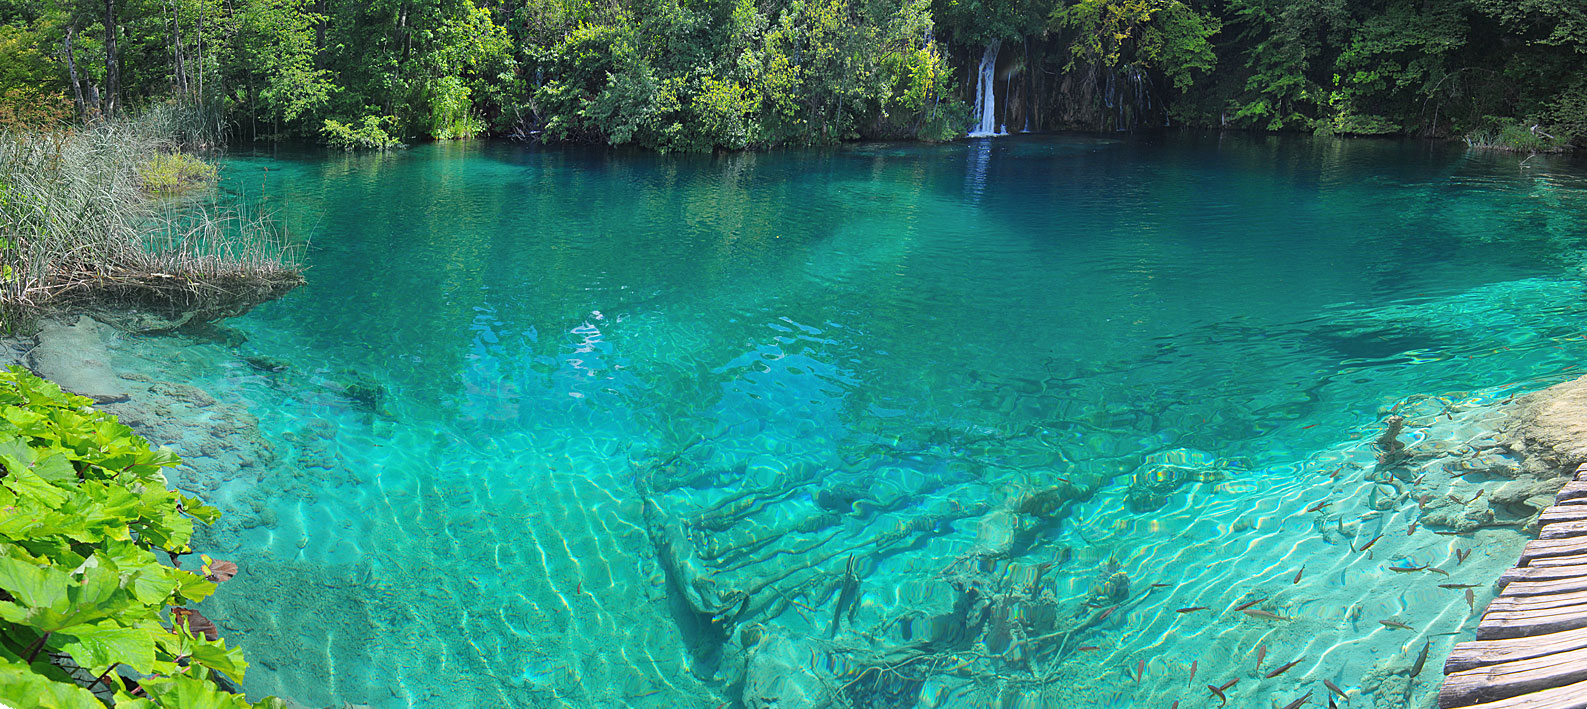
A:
[0,103,303,330]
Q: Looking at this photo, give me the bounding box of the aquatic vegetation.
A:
[138,153,218,195]
[0,107,303,330]
[0,366,276,707]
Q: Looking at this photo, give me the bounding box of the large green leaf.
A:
[139,674,253,708]
[56,620,155,674]
[187,635,248,681]
[0,655,101,709]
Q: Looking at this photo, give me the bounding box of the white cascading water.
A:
[968,39,1002,137]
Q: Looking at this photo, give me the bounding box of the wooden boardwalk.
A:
[1440,464,1587,708]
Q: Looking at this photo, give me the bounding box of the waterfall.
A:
[968,40,1002,137]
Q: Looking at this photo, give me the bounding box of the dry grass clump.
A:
[0,103,303,330]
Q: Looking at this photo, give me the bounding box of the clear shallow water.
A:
[122,136,1587,706]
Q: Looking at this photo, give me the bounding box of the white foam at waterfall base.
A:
[968,40,1004,138]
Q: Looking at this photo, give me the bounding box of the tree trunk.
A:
[104,0,119,117]
[196,2,204,99]
[171,1,188,95]
[63,25,87,116]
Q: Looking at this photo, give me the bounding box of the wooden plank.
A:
[1441,674,1587,709]
[1478,603,1587,640]
[1539,508,1587,527]
[1447,626,1587,673]
[1488,590,1587,614]
[1559,482,1587,503]
[1502,565,1587,586]
[1441,643,1587,706]
[1521,537,1587,566]
[1543,521,1587,539]
[1533,554,1587,568]
[1577,463,1587,482]
[1502,576,1587,598]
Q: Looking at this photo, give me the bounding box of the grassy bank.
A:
[0,104,304,332]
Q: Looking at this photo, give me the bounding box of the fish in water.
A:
[1189,660,1197,683]
[1136,659,1145,683]
[1472,489,1485,503]
[1466,588,1476,610]
[1410,639,1431,677]
[1358,534,1383,552]
[1233,597,1267,612]
[1294,566,1305,584]
[1388,564,1427,573]
[1418,494,1432,507]
[1265,658,1303,679]
[1244,609,1289,621]
[1208,679,1239,707]
[1178,606,1210,613]
[1280,691,1314,709]
[1078,646,1100,652]
[1440,583,1479,589]
[1324,679,1349,700]
[1305,500,1328,513]
[1427,566,1450,576]
[1255,644,1267,672]
[1408,522,1418,536]
[1152,583,1173,588]
[1448,494,1465,504]
[1380,619,1414,630]
[1456,549,1470,564]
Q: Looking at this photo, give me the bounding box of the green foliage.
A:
[1053,0,1219,91]
[1463,116,1568,152]
[137,153,217,195]
[321,115,404,151]
[0,366,275,707]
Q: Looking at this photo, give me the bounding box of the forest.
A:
[0,0,1581,151]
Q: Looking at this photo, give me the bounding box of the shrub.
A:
[1463,116,1568,152]
[0,366,279,707]
[138,153,219,195]
[321,115,404,151]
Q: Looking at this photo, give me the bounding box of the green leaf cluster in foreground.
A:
[0,366,278,708]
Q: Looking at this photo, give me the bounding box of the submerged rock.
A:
[27,315,130,403]
[1499,374,1587,475]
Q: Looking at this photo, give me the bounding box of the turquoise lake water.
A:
[115,135,1587,707]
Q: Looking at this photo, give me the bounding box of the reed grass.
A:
[0,103,303,331]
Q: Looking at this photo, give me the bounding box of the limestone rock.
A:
[1499,374,1587,475]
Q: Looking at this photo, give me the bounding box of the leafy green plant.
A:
[321,115,405,151]
[0,366,279,708]
[138,153,219,196]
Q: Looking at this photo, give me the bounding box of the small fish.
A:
[1280,691,1313,709]
[1189,660,1197,683]
[1388,564,1428,573]
[1136,658,1145,683]
[1426,566,1450,576]
[1456,549,1470,564]
[1359,534,1384,552]
[1302,423,1318,430]
[1440,583,1479,589]
[1171,703,1178,709]
[1099,606,1117,622]
[1294,566,1305,584]
[1380,619,1414,630]
[1446,411,1453,420]
[1414,473,1427,484]
[1410,639,1431,677]
[1177,606,1210,613]
[1408,522,1418,536]
[1448,494,1465,504]
[1208,679,1239,707]
[1324,678,1348,700]
[1243,609,1289,621]
[1255,644,1267,671]
[1265,658,1302,678]
[1418,494,1432,507]
[1232,597,1267,612]
[1331,467,1342,480]
[1152,583,1174,588]
[1305,500,1328,514]
[1472,489,1484,503]
[1466,588,1476,610]
[1078,646,1100,652]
